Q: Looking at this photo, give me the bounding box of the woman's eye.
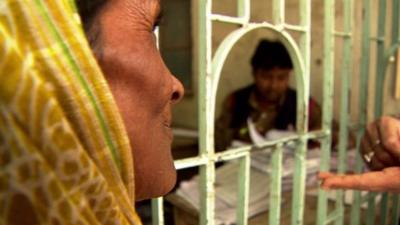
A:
[152,10,163,32]
[152,22,160,32]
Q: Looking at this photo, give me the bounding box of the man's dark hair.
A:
[75,0,108,56]
[250,39,293,71]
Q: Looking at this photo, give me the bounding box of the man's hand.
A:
[360,116,400,170]
[318,116,400,192]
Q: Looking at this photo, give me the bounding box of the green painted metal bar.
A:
[316,0,335,224]
[291,0,311,225]
[211,14,246,25]
[392,0,400,44]
[324,209,340,225]
[334,31,352,37]
[236,154,251,225]
[198,0,216,225]
[291,1,310,224]
[349,133,365,225]
[373,0,387,123]
[380,193,390,225]
[237,0,250,23]
[151,198,164,225]
[273,0,285,25]
[283,24,307,32]
[335,1,353,225]
[269,144,284,225]
[349,1,371,225]
[366,193,377,225]
[174,130,328,170]
[391,195,400,225]
[370,0,387,223]
[209,10,311,225]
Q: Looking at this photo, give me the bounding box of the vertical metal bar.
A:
[392,0,400,43]
[380,194,389,225]
[373,0,387,122]
[273,0,285,25]
[151,198,164,225]
[370,0,387,223]
[269,144,283,225]
[366,193,377,225]
[316,0,335,224]
[390,195,400,225]
[237,0,250,23]
[198,1,215,225]
[236,154,251,225]
[291,1,310,225]
[350,1,371,225]
[335,1,353,225]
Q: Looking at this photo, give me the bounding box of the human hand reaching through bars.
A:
[319,116,400,192]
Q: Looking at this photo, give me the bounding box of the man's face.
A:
[253,67,290,103]
[96,0,184,201]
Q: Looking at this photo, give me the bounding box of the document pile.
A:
[175,131,332,224]
[175,127,359,224]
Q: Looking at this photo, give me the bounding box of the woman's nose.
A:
[170,75,184,104]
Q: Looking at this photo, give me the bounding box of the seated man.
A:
[215,39,322,150]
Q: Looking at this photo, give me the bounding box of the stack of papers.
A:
[175,129,359,224]
[176,161,271,224]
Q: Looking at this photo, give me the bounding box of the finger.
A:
[361,118,399,168]
[378,117,400,160]
[320,167,400,193]
[360,136,386,169]
[369,156,385,171]
[374,147,397,167]
[365,121,379,147]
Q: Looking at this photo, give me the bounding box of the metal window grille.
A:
[151,0,400,224]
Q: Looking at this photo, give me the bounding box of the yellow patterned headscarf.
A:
[0,1,141,224]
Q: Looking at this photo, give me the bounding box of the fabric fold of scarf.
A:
[0,1,141,224]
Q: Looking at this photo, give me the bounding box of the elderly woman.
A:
[0,0,184,224]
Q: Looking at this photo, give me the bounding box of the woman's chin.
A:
[135,166,177,201]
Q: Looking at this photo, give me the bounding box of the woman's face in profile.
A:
[95,0,184,201]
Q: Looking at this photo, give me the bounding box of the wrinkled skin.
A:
[319,116,400,193]
[96,0,184,201]
[253,67,291,106]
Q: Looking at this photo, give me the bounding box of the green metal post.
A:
[335,1,353,225]
[151,198,164,225]
[391,195,400,225]
[350,1,371,225]
[237,0,250,23]
[198,1,216,225]
[316,0,335,224]
[370,0,387,224]
[291,1,310,225]
[269,144,284,225]
[236,154,251,225]
[273,0,285,25]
